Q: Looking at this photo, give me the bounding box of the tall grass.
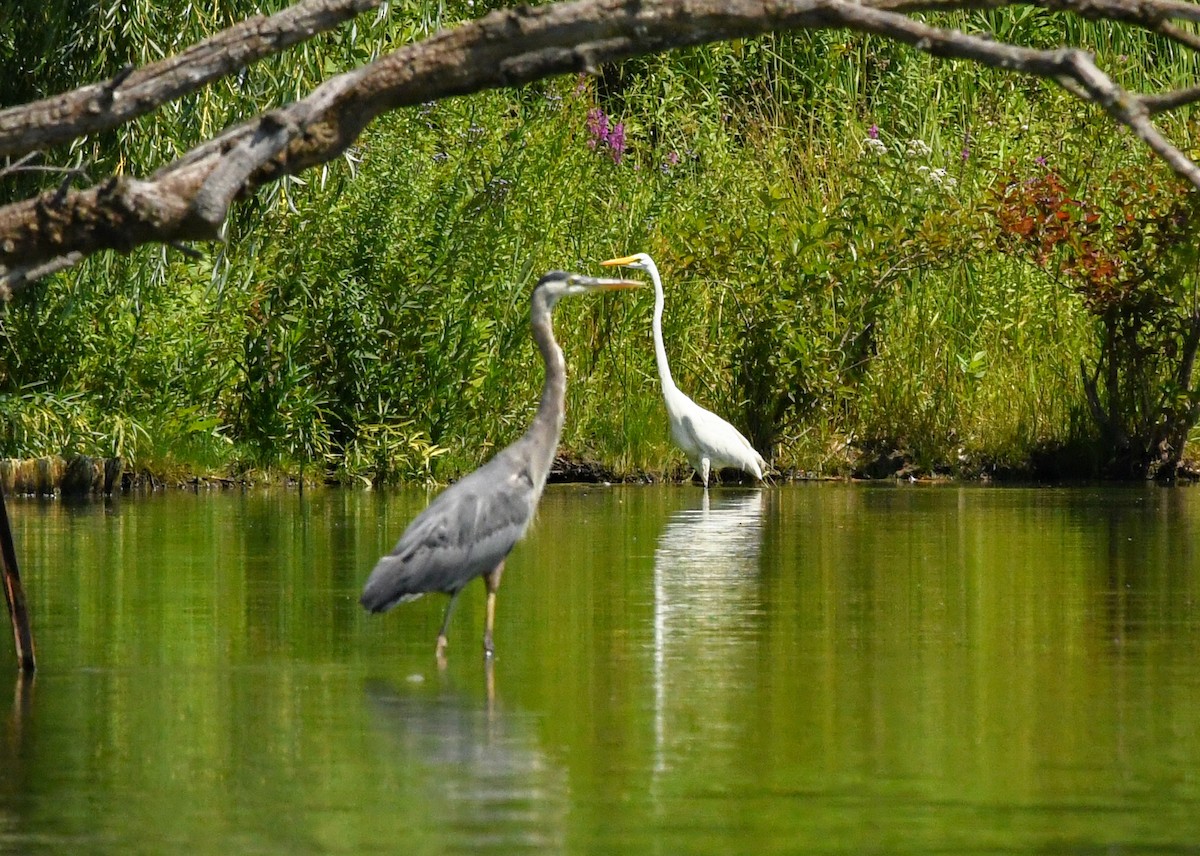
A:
[1,5,1197,481]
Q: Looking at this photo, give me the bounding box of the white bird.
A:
[600,252,767,488]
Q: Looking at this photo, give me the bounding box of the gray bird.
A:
[360,271,641,660]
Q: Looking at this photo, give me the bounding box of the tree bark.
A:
[4,0,1200,291]
[0,488,34,674]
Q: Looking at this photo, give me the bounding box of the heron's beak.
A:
[600,255,640,268]
[571,274,643,291]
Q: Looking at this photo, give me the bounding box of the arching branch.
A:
[0,0,382,160]
[2,0,1200,295]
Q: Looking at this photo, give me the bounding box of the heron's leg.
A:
[700,457,711,489]
[482,560,506,657]
[485,656,496,708]
[436,590,461,661]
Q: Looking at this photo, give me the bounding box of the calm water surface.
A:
[1,484,1199,854]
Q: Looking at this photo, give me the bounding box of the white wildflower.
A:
[906,139,932,157]
[922,167,958,189]
[933,168,956,187]
[864,137,888,155]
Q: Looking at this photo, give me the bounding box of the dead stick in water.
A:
[0,488,34,673]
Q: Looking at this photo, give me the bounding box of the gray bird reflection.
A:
[652,490,766,773]
[365,676,566,851]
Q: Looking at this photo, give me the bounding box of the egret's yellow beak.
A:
[600,255,640,267]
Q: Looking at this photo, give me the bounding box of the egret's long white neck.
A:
[647,260,678,394]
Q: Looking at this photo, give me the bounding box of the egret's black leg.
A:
[482,560,506,657]
[436,590,461,663]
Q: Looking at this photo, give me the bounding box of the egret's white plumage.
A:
[601,253,767,487]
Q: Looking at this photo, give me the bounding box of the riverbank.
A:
[6,11,1200,486]
[10,440,1195,500]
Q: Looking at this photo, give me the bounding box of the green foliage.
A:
[1,5,1198,481]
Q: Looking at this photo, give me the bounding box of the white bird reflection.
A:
[652,490,766,773]
[365,677,567,851]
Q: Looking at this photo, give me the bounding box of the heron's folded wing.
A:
[361,467,534,610]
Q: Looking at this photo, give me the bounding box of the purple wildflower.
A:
[867,124,879,140]
[1035,155,1047,166]
[668,150,679,165]
[585,107,628,164]
[587,107,609,142]
[608,122,626,164]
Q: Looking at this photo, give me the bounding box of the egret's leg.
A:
[482,560,506,657]
[436,590,461,661]
[700,457,711,488]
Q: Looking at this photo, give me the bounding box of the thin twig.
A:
[1141,81,1200,115]
[0,254,84,298]
[0,152,43,181]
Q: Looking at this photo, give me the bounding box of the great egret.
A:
[360,271,641,659]
[600,252,766,487]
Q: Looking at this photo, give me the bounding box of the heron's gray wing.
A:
[360,465,535,612]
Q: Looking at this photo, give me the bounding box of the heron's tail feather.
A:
[360,556,424,613]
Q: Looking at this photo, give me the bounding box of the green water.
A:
[1,484,1199,854]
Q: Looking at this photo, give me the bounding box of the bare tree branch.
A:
[0,253,83,301]
[7,0,1198,163]
[1,0,1199,292]
[1142,81,1200,114]
[881,0,1200,26]
[0,0,381,160]
[1157,19,1200,52]
[819,0,1200,187]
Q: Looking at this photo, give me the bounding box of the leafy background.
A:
[2,1,1199,482]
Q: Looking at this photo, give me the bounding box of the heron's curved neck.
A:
[649,262,677,393]
[528,290,567,478]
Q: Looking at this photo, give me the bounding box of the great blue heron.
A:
[360,271,641,659]
[600,253,766,487]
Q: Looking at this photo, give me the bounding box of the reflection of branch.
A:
[4,0,1200,290]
